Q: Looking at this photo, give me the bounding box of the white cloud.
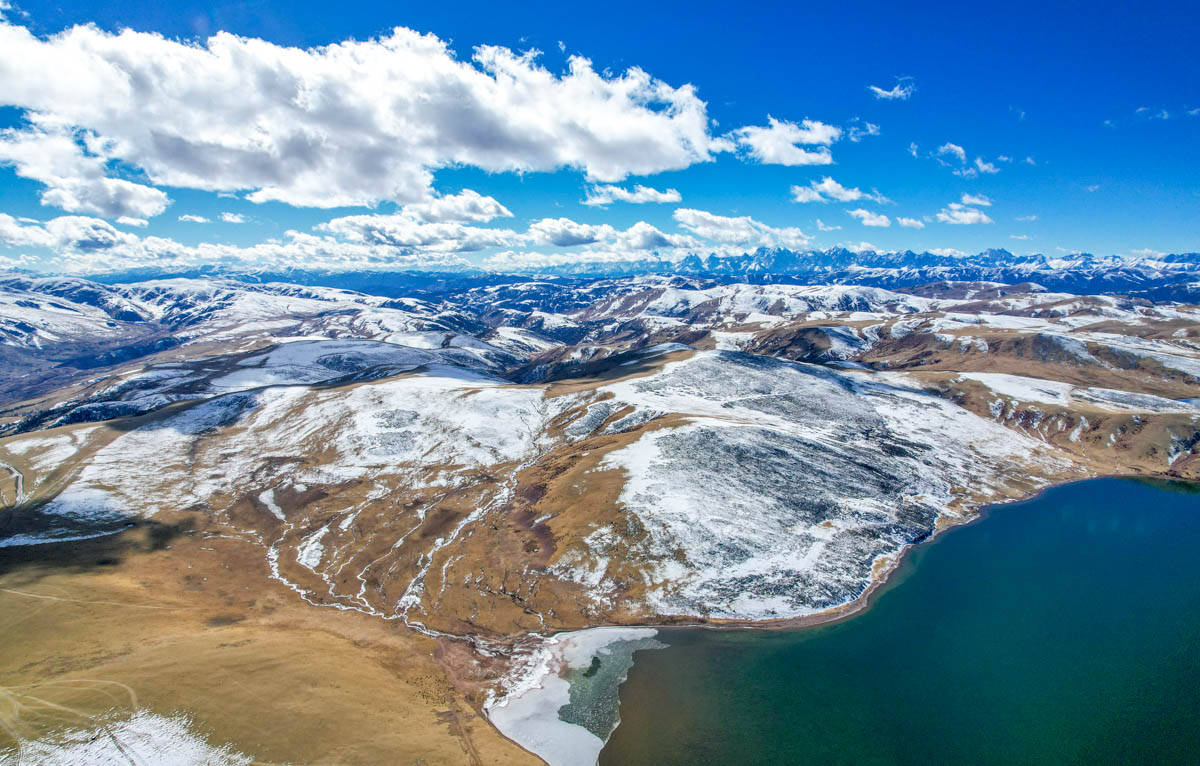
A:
[868,79,915,101]
[815,219,841,232]
[673,207,811,249]
[896,216,924,229]
[730,117,838,166]
[936,142,967,164]
[933,143,1001,178]
[0,212,140,252]
[1010,234,1030,240]
[935,202,993,225]
[178,214,210,223]
[0,124,170,219]
[960,193,992,206]
[0,206,711,273]
[846,120,880,142]
[484,248,670,269]
[116,216,148,227]
[0,212,475,272]
[614,220,696,251]
[1129,247,1165,257]
[908,142,919,158]
[972,157,999,175]
[1023,156,1036,165]
[0,20,729,209]
[790,176,887,204]
[220,212,248,223]
[583,184,681,206]
[1015,214,1038,222]
[400,189,513,222]
[314,210,691,261]
[1135,107,1170,120]
[525,217,613,247]
[847,208,890,227]
[1086,184,1101,192]
[842,241,878,253]
[318,214,518,251]
[483,219,698,269]
[929,247,967,257]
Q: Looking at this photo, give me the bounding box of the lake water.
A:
[601,478,1200,765]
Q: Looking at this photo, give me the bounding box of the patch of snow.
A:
[1,710,253,765]
[956,372,1074,406]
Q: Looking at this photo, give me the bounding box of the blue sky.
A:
[0,0,1196,273]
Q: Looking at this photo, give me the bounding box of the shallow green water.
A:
[601,478,1200,765]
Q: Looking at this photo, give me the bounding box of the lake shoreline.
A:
[598,475,1200,764]
[484,472,1200,766]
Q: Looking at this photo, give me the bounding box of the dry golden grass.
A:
[0,522,537,765]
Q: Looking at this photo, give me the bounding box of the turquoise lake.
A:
[600,478,1200,765]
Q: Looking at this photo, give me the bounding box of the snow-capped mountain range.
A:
[54,246,1200,302]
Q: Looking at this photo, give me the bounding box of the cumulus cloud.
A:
[399,189,513,222]
[178,214,210,223]
[318,214,518,252]
[896,217,924,228]
[673,207,811,249]
[0,212,476,272]
[117,216,148,227]
[1015,214,1038,222]
[960,193,992,206]
[791,176,887,204]
[525,217,613,247]
[868,78,915,101]
[0,125,170,219]
[935,202,993,225]
[1,206,716,273]
[815,219,841,232]
[615,220,696,250]
[481,218,698,270]
[0,213,140,252]
[731,117,838,166]
[0,20,730,209]
[582,184,681,206]
[220,212,248,223]
[847,208,890,227]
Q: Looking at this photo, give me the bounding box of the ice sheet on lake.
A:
[486,627,662,766]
